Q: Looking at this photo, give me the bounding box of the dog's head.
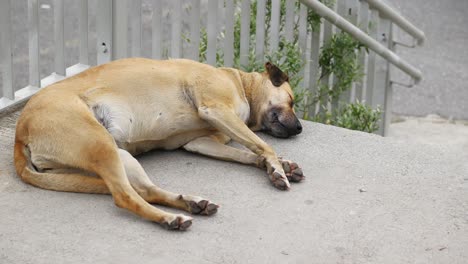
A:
[256,62,302,138]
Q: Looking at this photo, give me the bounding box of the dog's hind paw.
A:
[180,195,219,216]
[280,159,305,183]
[269,170,291,190]
[162,214,193,231]
[188,200,219,216]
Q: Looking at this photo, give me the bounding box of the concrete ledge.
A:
[0,111,466,263]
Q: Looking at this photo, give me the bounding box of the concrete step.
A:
[0,109,466,263]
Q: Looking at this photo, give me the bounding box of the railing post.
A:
[97,0,113,64]
[284,0,295,42]
[224,0,235,67]
[297,2,308,99]
[130,0,142,57]
[269,0,281,53]
[152,0,163,60]
[340,0,360,104]
[365,10,378,106]
[170,0,181,58]
[188,0,200,61]
[382,22,394,136]
[307,18,322,117]
[206,0,218,65]
[297,4,308,60]
[54,0,65,76]
[255,0,266,63]
[112,0,127,60]
[332,0,346,110]
[79,0,89,66]
[0,0,14,102]
[28,0,40,88]
[239,0,251,67]
[65,0,91,76]
[356,0,370,102]
[372,16,391,135]
[319,4,335,114]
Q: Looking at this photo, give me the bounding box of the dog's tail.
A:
[14,140,110,194]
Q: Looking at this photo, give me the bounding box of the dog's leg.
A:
[184,136,262,166]
[88,145,193,230]
[197,105,290,190]
[183,136,305,182]
[118,149,219,216]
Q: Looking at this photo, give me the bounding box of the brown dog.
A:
[14,58,304,230]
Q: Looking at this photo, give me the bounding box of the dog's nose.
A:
[287,120,302,136]
[296,122,302,132]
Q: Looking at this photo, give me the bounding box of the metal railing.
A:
[0,0,424,136]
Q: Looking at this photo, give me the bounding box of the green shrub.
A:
[313,32,365,104]
[312,102,381,133]
[192,0,382,133]
[334,102,382,133]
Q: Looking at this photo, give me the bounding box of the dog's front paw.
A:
[162,214,193,231]
[180,195,219,216]
[268,169,291,190]
[280,159,305,182]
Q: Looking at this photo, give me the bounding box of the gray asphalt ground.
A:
[1,108,467,263]
[390,0,468,120]
[390,114,468,162]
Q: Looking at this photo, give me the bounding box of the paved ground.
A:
[390,0,468,120]
[390,114,468,161]
[1,109,466,263]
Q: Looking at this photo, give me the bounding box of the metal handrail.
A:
[299,0,422,84]
[365,0,425,46]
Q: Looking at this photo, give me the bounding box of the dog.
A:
[14,58,304,230]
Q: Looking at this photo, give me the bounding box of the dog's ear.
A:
[265,62,289,87]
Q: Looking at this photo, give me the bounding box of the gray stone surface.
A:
[390,0,468,120]
[1,110,467,263]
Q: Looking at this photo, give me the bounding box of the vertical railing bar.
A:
[152,0,162,59]
[239,0,251,67]
[171,0,181,58]
[206,0,218,65]
[54,0,65,76]
[355,0,369,102]
[332,0,348,109]
[269,0,281,53]
[0,0,14,99]
[327,0,344,113]
[383,22,394,136]
[365,10,379,106]
[28,0,40,87]
[131,0,142,57]
[318,3,334,115]
[255,0,266,62]
[346,0,359,103]
[217,0,225,44]
[307,21,321,117]
[372,16,391,135]
[330,0,345,111]
[298,2,308,112]
[97,0,112,64]
[112,0,127,60]
[224,0,235,67]
[79,0,89,65]
[284,0,295,42]
[298,4,308,60]
[189,0,201,61]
